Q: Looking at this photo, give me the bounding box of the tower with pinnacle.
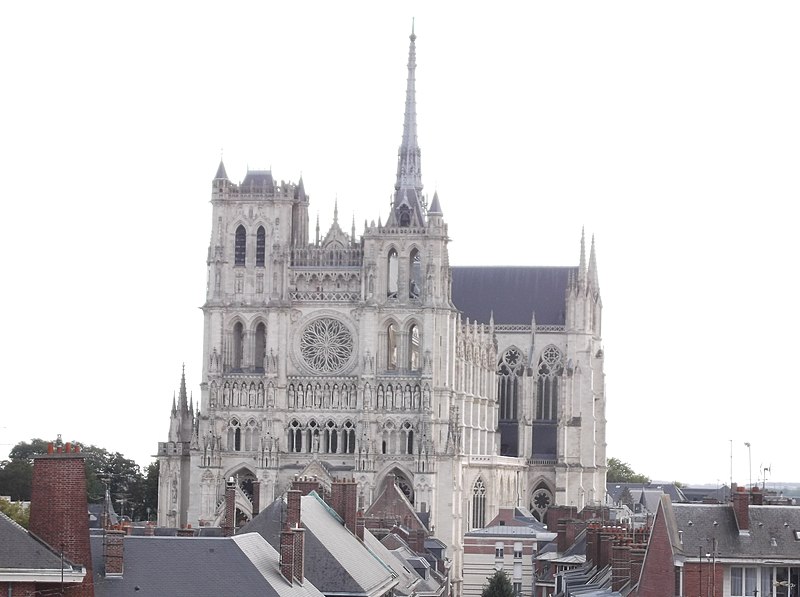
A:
[158,26,606,596]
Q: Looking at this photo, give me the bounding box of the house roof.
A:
[606,483,687,505]
[89,533,325,597]
[0,510,85,583]
[673,503,800,560]
[241,492,397,597]
[451,266,575,325]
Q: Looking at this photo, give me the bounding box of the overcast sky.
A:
[1,2,798,487]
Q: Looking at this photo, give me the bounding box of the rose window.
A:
[530,487,553,521]
[299,317,354,373]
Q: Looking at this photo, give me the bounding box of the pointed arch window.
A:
[472,477,487,529]
[498,348,524,457]
[536,346,562,420]
[387,249,399,298]
[232,322,244,370]
[235,225,247,266]
[398,205,411,227]
[255,323,266,372]
[324,420,338,454]
[289,420,302,453]
[256,226,266,267]
[387,324,398,370]
[228,419,241,451]
[409,249,422,299]
[402,421,414,454]
[409,324,420,370]
[343,421,355,453]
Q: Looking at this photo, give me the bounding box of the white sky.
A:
[1,2,798,487]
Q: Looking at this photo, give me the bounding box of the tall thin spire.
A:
[178,364,188,412]
[578,228,587,289]
[588,234,599,289]
[389,22,425,227]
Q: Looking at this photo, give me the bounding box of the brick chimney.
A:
[292,476,323,496]
[750,486,763,506]
[280,527,295,583]
[556,520,568,553]
[356,508,366,541]
[104,530,125,576]
[611,542,631,591]
[330,478,358,534]
[176,526,195,537]
[410,528,427,554]
[29,442,94,597]
[251,482,261,516]
[732,485,750,533]
[292,526,305,583]
[223,477,236,537]
[287,490,302,528]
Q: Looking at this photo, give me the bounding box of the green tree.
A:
[0,459,34,501]
[143,461,159,521]
[481,570,516,597]
[607,457,650,484]
[0,498,29,528]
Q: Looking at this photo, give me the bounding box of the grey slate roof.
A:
[241,492,397,597]
[0,510,77,571]
[89,533,325,597]
[673,503,800,560]
[451,266,575,325]
[242,170,274,188]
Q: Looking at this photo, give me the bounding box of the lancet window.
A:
[387,249,399,298]
[235,225,246,266]
[228,419,241,451]
[387,324,398,370]
[256,226,265,267]
[536,346,562,421]
[255,322,266,372]
[409,324,420,370]
[409,249,422,299]
[232,322,244,370]
[288,420,302,453]
[498,348,524,421]
[472,477,487,529]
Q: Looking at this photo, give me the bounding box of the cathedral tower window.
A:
[498,348,524,457]
[308,420,320,453]
[472,477,487,529]
[387,324,398,370]
[254,322,266,372]
[235,225,247,266]
[232,322,244,370]
[536,346,562,420]
[289,420,302,452]
[402,421,414,454]
[343,421,355,453]
[409,249,422,299]
[228,419,241,451]
[256,226,265,267]
[324,420,338,454]
[409,324,420,370]
[529,482,553,522]
[387,249,399,298]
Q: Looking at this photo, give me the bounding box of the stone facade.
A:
[157,28,606,595]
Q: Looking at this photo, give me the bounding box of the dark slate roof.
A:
[242,170,274,188]
[89,534,324,597]
[214,160,228,180]
[0,511,76,571]
[673,503,800,560]
[451,266,575,325]
[241,493,396,597]
[606,483,687,505]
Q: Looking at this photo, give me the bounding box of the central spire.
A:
[389,21,425,228]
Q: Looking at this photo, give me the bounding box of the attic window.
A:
[794,530,800,541]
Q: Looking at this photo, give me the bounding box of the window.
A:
[536,346,562,420]
[387,249,399,298]
[343,421,355,453]
[730,567,757,596]
[324,421,338,454]
[409,249,422,298]
[256,226,265,266]
[402,421,414,454]
[228,419,241,451]
[288,420,301,452]
[513,542,523,559]
[235,225,246,266]
[387,324,398,370]
[232,322,244,370]
[472,477,486,529]
[255,323,266,371]
[495,543,504,559]
[409,325,420,370]
[513,582,522,596]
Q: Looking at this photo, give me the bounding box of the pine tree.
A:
[481,570,516,597]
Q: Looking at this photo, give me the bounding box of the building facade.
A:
[157,28,607,594]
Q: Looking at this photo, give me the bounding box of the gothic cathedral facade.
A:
[158,28,606,589]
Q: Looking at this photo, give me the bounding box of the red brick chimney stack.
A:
[292,476,322,496]
[330,478,358,534]
[104,530,125,576]
[29,442,94,597]
[292,526,305,584]
[356,508,366,541]
[732,484,750,532]
[287,490,302,528]
[223,477,236,537]
[280,527,295,583]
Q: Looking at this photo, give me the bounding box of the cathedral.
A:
[158,27,606,591]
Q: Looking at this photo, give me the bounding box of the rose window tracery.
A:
[299,317,354,373]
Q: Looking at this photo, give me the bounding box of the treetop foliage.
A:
[0,438,159,522]
[607,457,651,484]
[481,570,516,597]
